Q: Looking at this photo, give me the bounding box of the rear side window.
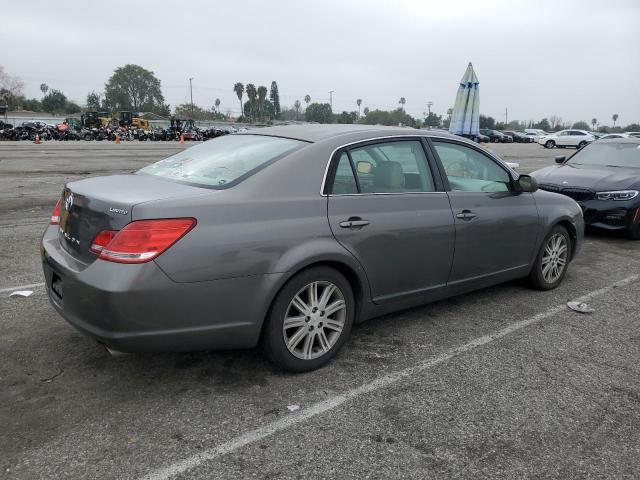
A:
[139,134,305,188]
[349,140,435,193]
[331,153,358,194]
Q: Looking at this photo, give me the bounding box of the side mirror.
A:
[518,174,538,193]
[555,155,566,164]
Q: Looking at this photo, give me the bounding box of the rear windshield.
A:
[568,142,640,168]
[138,134,306,188]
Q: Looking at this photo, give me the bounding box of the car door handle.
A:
[456,210,476,220]
[339,217,370,228]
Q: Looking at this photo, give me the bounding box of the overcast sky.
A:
[2,0,639,125]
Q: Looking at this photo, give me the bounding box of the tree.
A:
[549,115,562,130]
[243,99,274,121]
[269,81,280,119]
[293,100,301,120]
[0,66,25,109]
[214,98,221,112]
[233,82,244,119]
[572,121,590,130]
[40,83,48,96]
[245,83,257,122]
[305,103,333,123]
[535,118,551,131]
[622,123,640,132]
[86,91,102,110]
[42,89,67,113]
[399,97,406,111]
[175,103,225,121]
[337,111,357,124]
[362,108,416,127]
[104,64,166,114]
[356,98,362,118]
[257,85,268,121]
[363,106,369,116]
[612,113,618,127]
[304,94,311,106]
[424,112,442,128]
[591,118,597,130]
[479,115,496,129]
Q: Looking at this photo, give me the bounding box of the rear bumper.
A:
[41,226,283,352]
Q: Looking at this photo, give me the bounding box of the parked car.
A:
[477,133,490,143]
[525,129,550,142]
[42,125,583,371]
[531,137,640,239]
[538,130,595,149]
[479,128,507,143]
[503,131,532,143]
[598,133,631,140]
[626,132,640,138]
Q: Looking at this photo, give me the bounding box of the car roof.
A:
[238,123,462,143]
[594,137,640,144]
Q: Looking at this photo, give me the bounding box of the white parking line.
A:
[0,282,45,294]
[140,274,639,480]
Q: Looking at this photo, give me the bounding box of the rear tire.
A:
[545,140,555,149]
[578,141,587,149]
[261,266,354,372]
[528,225,571,290]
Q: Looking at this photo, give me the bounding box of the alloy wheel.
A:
[541,233,568,284]
[282,281,346,360]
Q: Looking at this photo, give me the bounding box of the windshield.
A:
[139,134,306,188]
[567,142,640,168]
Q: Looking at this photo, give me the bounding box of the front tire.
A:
[528,225,571,290]
[578,141,587,149]
[261,267,354,372]
[545,140,555,149]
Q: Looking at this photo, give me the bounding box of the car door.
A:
[429,139,539,285]
[326,138,455,304]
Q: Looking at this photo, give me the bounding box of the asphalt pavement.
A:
[1,140,639,479]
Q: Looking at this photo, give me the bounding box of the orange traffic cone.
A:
[180,133,185,144]
[114,134,121,144]
[34,134,41,144]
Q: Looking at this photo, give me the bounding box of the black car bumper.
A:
[580,200,640,231]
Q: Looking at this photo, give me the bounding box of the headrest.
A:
[374,161,405,189]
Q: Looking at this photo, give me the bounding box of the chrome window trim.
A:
[319,134,513,196]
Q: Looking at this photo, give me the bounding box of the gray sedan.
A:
[41,125,584,371]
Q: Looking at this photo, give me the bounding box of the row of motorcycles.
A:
[0,120,237,142]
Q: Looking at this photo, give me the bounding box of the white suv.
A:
[538,129,595,149]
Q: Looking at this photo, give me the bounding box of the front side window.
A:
[348,140,435,193]
[139,134,305,188]
[433,141,511,193]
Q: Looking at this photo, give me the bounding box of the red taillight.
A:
[96,218,196,264]
[90,230,117,254]
[50,199,62,225]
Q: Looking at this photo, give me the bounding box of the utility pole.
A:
[505,107,508,125]
[427,101,433,115]
[328,90,334,110]
[189,77,194,118]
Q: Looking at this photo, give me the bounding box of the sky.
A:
[1,0,639,126]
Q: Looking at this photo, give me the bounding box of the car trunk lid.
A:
[58,174,210,263]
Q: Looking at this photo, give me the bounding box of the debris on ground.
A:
[287,405,301,412]
[567,301,594,313]
[9,290,33,298]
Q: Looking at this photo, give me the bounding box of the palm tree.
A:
[591,118,597,130]
[233,82,244,119]
[40,83,48,97]
[257,86,268,121]
[304,94,311,106]
[363,107,369,116]
[612,113,619,127]
[356,99,362,118]
[399,97,406,111]
[293,100,301,120]
[214,98,221,113]
[245,84,257,122]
